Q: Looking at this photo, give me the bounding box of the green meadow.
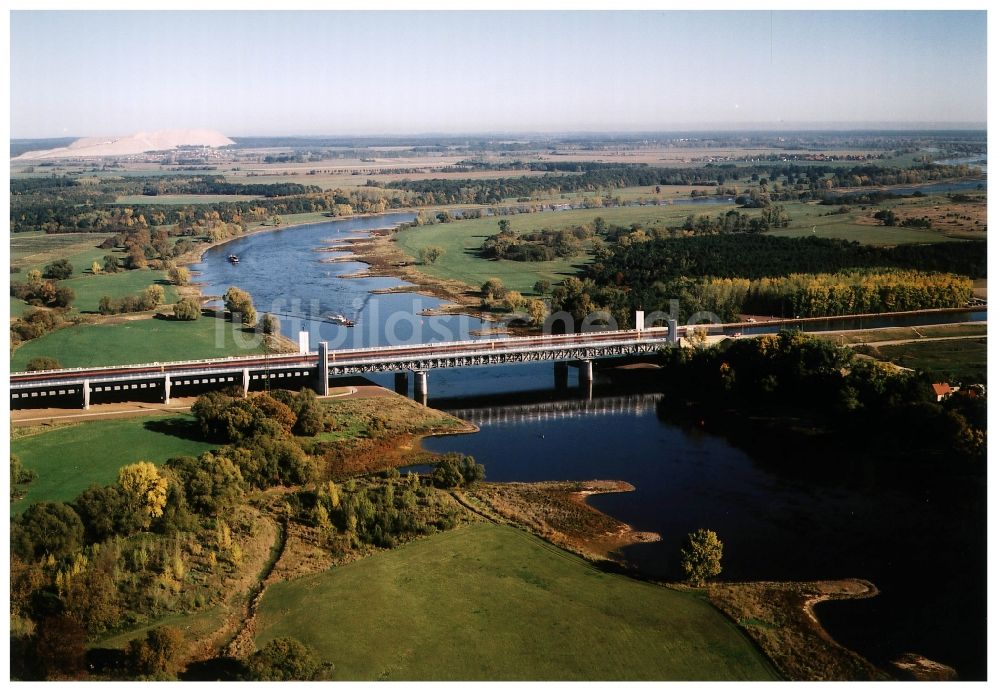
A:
[395,203,734,294]
[870,337,987,384]
[10,414,214,516]
[255,523,777,681]
[61,270,177,314]
[10,314,273,371]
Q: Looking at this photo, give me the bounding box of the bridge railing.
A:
[10,327,673,379]
[9,352,316,379]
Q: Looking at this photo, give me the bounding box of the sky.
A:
[8,9,989,139]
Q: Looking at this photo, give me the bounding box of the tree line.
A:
[588,235,987,286]
[480,219,594,261]
[657,331,985,477]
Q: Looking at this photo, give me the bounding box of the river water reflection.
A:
[419,386,986,680]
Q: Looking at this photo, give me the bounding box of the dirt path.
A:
[182,505,280,665]
[223,501,289,660]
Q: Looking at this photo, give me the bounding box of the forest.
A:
[543,231,984,325]
[587,236,988,284]
[377,162,977,205]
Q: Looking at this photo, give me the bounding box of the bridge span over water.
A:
[10,324,680,410]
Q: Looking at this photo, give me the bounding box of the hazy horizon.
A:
[10,10,987,140]
[9,122,990,143]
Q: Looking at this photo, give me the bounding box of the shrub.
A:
[10,454,36,501]
[173,296,201,321]
[418,246,444,264]
[10,308,60,343]
[103,255,121,273]
[258,313,278,335]
[246,637,321,681]
[25,356,60,371]
[12,502,85,561]
[126,626,184,677]
[43,258,73,280]
[432,453,483,488]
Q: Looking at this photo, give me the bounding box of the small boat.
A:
[227,254,240,264]
[327,313,356,327]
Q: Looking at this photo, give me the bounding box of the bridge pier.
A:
[317,341,330,397]
[394,372,408,395]
[554,362,569,390]
[163,374,172,405]
[578,359,593,383]
[413,370,428,405]
[82,379,90,410]
[579,378,593,402]
[242,368,251,397]
[668,318,678,344]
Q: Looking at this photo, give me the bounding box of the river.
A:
[191,213,987,679]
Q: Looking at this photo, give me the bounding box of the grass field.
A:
[868,338,987,384]
[62,270,177,314]
[254,523,776,680]
[10,314,278,371]
[395,199,969,296]
[11,263,174,318]
[10,232,114,273]
[395,204,733,294]
[816,322,987,347]
[10,233,132,318]
[764,201,956,245]
[772,199,984,245]
[314,395,466,444]
[10,414,215,515]
[10,232,98,264]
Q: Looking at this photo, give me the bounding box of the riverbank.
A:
[339,229,490,315]
[454,480,661,562]
[705,579,888,680]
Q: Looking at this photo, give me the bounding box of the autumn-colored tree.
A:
[167,265,190,285]
[126,626,185,676]
[173,296,202,321]
[32,615,87,679]
[118,462,169,526]
[140,284,165,310]
[502,290,525,312]
[527,299,547,326]
[224,286,257,327]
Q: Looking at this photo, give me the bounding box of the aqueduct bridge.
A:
[10,323,680,410]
